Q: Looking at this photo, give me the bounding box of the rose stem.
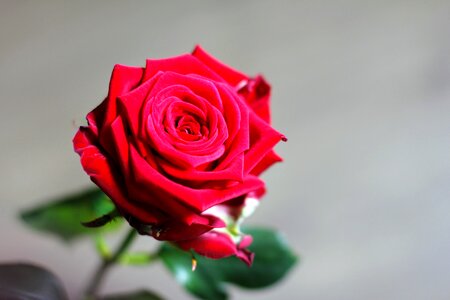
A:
[84,228,137,299]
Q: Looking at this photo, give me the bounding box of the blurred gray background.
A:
[1,1,450,299]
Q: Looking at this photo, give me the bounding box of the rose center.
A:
[174,115,207,142]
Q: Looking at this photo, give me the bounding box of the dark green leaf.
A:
[213,227,298,288]
[0,263,68,300]
[159,227,298,300]
[159,245,227,300]
[101,289,164,300]
[20,187,123,242]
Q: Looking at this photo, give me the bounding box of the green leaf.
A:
[101,290,164,300]
[212,227,298,288]
[160,245,227,300]
[159,227,298,300]
[20,188,123,242]
[0,263,68,300]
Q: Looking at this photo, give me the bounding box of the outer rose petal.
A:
[244,110,285,174]
[129,214,226,242]
[75,127,225,241]
[128,145,265,212]
[191,47,282,176]
[238,75,272,123]
[85,99,107,136]
[176,231,254,266]
[101,65,144,132]
[107,117,208,226]
[144,54,223,82]
[73,127,164,223]
[192,45,248,86]
[250,150,283,176]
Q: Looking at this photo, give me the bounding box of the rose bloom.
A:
[73,46,285,265]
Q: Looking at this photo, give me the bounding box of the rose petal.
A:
[213,83,249,170]
[85,99,107,136]
[176,231,236,259]
[238,75,272,123]
[176,230,254,265]
[143,74,230,168]
[151,214,226,241]
[235,247,255,266]
[244,110,285,174]
[118,71,164,136]
[100,64,144,132]
[144,54,223,82]
[73,127,165,223]
[192,45,248,86]
[250,150,283,176]
[156,153,244,183]
[129,145,265,212]
[146,72,224,112]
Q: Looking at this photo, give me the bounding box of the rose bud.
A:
[73,45,285,265]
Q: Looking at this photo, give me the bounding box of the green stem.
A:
[118,251,159,265]
[84,229,137,299]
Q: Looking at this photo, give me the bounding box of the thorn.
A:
[191,255,197,272]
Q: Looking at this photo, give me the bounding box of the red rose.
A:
[73,46,284,265]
